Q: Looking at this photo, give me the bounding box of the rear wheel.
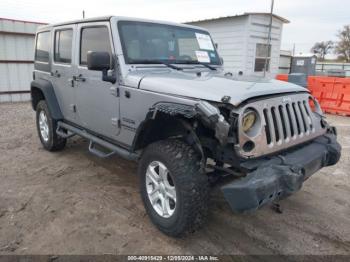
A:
[36,100,66,151]
[139,139,209,237]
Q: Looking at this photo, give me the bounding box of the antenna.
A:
[263,0,274,78]
[292,43,296,56]
[82,10,85,19]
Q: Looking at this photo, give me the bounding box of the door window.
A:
[54,29,73,64]
[80,26,112,66]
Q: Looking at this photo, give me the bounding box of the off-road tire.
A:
[139,139,209,237]
[36,100,66,151]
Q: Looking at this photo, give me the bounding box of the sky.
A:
[1,0,349,54]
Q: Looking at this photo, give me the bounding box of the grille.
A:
[263,99,314,146]
[237,93,326,158]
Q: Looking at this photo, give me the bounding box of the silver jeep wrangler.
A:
[31,16,341,237]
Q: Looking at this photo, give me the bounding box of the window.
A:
[35,31,50,63]
[54,29,73,63]
[80,27,111,65]
[254,43,271,72]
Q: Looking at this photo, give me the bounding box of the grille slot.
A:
[292,103,301,135]
[263,109,272,144]
[263,98,315,146]
[279,105,288,139]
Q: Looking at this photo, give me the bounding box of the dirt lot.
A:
[0,102,349,255]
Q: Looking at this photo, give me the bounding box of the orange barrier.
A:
[330,78,350,116]
[276,74,288,82]
[276,75,350,116]
[308,76,350,116]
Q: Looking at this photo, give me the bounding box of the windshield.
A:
[118,21,221,65]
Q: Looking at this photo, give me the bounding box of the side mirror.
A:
[87,51,110,71]
[215,43,218,49]
[87,51,116,83]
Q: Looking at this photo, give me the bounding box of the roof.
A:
[0,17,47,25]
[293,53,317,58]
[38,16,206,32]
[38,16,113,30]
[187,12,290,24]
[280,50,293,56]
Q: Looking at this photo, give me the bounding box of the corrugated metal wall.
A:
[0,18,46,102]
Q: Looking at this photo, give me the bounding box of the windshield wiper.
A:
[179,61,217,71]
[160,61,183,71]
[130,59,183,71]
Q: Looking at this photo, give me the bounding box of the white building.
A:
[279,49,292,74]
[187,13,289,78]
[0,18,46,102]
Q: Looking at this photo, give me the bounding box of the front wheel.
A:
[139,139,209,237]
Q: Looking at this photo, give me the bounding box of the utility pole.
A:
[82,10,85,19]
[263,0,274,78]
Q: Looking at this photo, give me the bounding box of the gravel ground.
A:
[0,102,349,255]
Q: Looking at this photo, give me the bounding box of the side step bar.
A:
[56,121,139,161]
[56,126,76,139]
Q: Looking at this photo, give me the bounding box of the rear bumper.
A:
[221,133,341,213]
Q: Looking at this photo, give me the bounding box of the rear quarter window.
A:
[35,31,51,63]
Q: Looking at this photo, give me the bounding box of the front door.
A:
[74,22,120,140]
[51,25,77,122]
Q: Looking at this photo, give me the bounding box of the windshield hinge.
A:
[110,86,119,97]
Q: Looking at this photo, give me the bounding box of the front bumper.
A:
[221,133,341,213]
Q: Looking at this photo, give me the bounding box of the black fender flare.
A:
[132,102,199,148]
[146,101,230,144]
[132,102,206,167]
[30,79,63,120]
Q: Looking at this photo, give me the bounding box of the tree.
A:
[311,41,334,60]
[335,25,350,62]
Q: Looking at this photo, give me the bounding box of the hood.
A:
[124,69,307,106]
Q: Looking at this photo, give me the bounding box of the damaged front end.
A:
[221,133,341,213]
[149,100,234,147]
[149,98,341,214]
[195,101,231,145]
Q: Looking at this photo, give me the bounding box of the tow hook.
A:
[271,201,283,214]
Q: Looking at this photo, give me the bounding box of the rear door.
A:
[74,22,120,139]
[51,25,77,122]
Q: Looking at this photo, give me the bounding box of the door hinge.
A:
[111,118,120,128]
[70,104,76,113]
[110,87,119,97]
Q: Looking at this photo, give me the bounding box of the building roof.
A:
[187,12,290,24]
[293,53,317,58]
[0,17,47,25]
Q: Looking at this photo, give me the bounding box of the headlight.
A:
[242,110,257,133]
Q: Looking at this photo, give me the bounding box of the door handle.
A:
[51,70,61,78]
[69,78,75,87]
[73,74,86,82]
